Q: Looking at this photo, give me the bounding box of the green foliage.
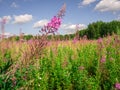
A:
[23,35,33,40]
[5,20,120,41]
[7,35,33,41]
[47,20,120,40]
[0,51,13,74]
[0,35,120,89]
[15,36,20,41]
[26,36,120,89]
[79,20,120,39]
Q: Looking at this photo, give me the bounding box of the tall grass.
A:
[0,35,120,90]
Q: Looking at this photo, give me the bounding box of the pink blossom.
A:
[27,39,33,44]
[40,4,66,35]
[73,38,77,44]
[115,83,120,89]
[100,56,106,63]
[97,38,103,43]
[46,16,61,33]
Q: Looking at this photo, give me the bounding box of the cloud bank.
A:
[60,23,87,34]
[82,0,96,5]
[33,19,48,28]
[95,0,120,12]
[13,14,33,24]
[33,19,86,34]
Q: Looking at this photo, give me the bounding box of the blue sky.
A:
[0,0,120,35]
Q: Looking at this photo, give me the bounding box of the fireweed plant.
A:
[0,3,120,90]
[0,4,66,89]
[24,4,65,64]
[26,3,66,60]
[40,4,66,35]
[25,3,66,61]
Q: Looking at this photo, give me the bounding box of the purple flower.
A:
[57,3,66,18]
[27,39,33,44]
[73,38,77,44]
[100,56,106,63]
[115,83,120,89]
[40,4,66,35]
[48,16,61,30]
[97,38,103,43]
[41,15,61,34]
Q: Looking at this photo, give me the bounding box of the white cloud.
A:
[33,20,86,34]
[61,24,76,30]
[13,14,33,24]
[3,32,12,36]
[60,23,86,34]
[0,32,13,38]
[82,0,96,5]
[78,0,96,8]
[0,15,12,24]
[33,19,48,28]
[11,2,19,8]
[95,0,120,12]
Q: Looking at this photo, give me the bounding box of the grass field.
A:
[0,35,120,90]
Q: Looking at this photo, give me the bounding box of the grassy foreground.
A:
[0,35,120,90]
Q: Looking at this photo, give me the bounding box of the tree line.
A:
[48,20,120,40]
[7,20,120,41]
[79,20,120,39]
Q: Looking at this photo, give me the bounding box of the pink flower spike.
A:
[40,4,66,34]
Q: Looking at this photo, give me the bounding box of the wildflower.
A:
[73,38,77,44]
[46,16,61,33]
[39,77,42,80]
[78,66,85,71]
[57,3,66,18]
[40,4,66,35]
[115,83,120,90]
[11,77,16,87]
[100,56,106,63]
[27,39,33,44]
[38,84,40,87]
[97,37,103,43]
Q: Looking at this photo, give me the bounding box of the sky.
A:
[0,0,120,35]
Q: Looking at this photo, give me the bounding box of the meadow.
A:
[0,34,120,90]
[0,3,120,90]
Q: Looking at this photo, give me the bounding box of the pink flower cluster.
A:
[100,56,106,63]
[46,16,61,33]
[40,4,66,35]
[115,83,120,89]
[73,38,78,44]
[97,37,103,43]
